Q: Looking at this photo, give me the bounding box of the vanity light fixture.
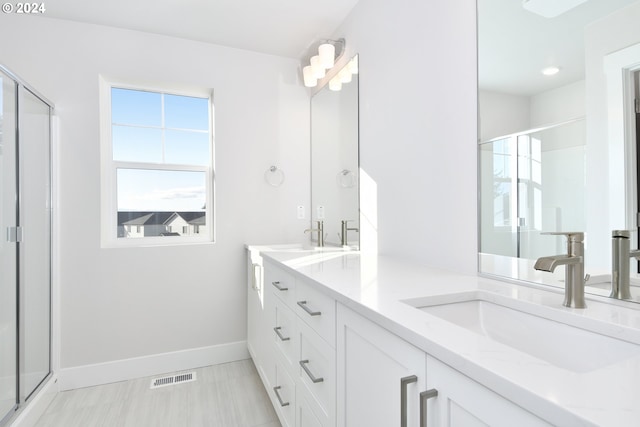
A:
[329,56,358,91]
[302,38,346,88]
[329,78,342,91]
[303,66,316,87]
[318,43,335,69]
[348,57,358,75]
[541,66,560,76]
[310,55,326,79]
[339,67,353,83]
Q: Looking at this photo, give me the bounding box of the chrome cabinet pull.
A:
[420,389,438,427]
[273,386,290,407]
[297,300,321,316]
[299,360,324,383]
[272,281,288,291]
[400,375,417,427]
[273,326,290,341]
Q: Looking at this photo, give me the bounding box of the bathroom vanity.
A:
[247,247,640,427]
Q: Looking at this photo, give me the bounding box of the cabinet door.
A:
[246,250,266,370]
[255,262,281,389]
[426,355,552,427]
[337,303,427,427]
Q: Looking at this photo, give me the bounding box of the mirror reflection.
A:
[310,55,359,248]
[478,0,640,301]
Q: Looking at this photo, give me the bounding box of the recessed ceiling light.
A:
[541,66,560,76]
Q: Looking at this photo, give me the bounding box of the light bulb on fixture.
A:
[348,57,358,75]
[318,43,335,69]
[329,76,342,91]
[541,66,560,76]
[339,68,352,83]
[303,66,317,87]
[310,56,326,79]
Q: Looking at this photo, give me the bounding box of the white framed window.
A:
[100,78,214,246]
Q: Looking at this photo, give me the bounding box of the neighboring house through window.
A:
[100,80,214,246]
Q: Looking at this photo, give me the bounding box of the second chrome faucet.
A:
[304,220,324,247]
[611,230,640,300]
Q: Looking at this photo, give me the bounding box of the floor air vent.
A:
[150,371,197,389]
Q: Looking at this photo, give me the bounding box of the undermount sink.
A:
[403,292,640,373]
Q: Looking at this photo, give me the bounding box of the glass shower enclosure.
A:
[0,65,52,426]
[479,118,586,266]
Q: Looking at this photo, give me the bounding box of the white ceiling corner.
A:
[39,0,360,59]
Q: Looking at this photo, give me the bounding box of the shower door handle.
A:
[7,226,23,243]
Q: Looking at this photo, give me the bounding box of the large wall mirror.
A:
[478,0,640,302]
[311,55,360,248]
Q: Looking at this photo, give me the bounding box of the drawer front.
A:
[272,360,296,427]
[298,320,335,424]
[265,264,297,308]
[297,383,325,427]
[295,279,336,346]
[272,297,298,377]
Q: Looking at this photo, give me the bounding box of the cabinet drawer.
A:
[296,385,325,427]
[297,320,335,425]
[271,360,296,427]
[272,297,298,377]
[265,263,297,308]
[295,279,336,346]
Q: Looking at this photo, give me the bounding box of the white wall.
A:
[0,15,309,381]
[323,0,478,273]
[530,80,585,127]
[479,80,585,143]
[479,90,530,141]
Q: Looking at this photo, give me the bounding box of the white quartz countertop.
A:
[259,248,640,427]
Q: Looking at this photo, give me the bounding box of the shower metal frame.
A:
[0,63,54,427]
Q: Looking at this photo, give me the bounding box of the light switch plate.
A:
[297,205,305,219]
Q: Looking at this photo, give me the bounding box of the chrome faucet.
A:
[304,220,324,247]
[534,232,586,309]
[339,220,359,246]
[611,230,640,299]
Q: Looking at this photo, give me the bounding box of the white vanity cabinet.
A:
[246,248,272,388]
[425,355,551,427]
[253,257,554,427]
[336,303,551,427]
[261,261,337,427]
[336,303,427,427]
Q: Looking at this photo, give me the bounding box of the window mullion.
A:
[161,93,166,164]
[113,160,207,173]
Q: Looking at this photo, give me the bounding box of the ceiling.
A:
[39,0,361,59]
[479,0,639,96]
[41,0,640,95]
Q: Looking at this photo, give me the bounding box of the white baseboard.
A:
[58,340,249,391]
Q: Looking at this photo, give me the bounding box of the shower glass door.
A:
[0,71,18,423]
[19,87,51,401]
[0,66,52,426]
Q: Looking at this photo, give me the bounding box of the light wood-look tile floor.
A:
[35,359,281,427]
